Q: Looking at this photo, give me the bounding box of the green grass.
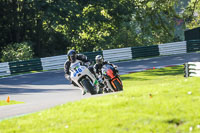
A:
[0,100,24,106]
[1,65,200,133]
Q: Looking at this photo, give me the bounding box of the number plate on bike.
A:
[73,67,83,77]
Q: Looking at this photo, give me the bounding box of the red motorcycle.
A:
[101,64,123,92]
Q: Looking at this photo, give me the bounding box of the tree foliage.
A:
[184,0,200,29]
[1,42,34,62]
[0,0,198,62]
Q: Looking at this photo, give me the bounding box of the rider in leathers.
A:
[64,49,94,95]
[93,55,118,76]
[93,55,118,92]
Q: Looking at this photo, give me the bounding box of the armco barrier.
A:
[132,45,159,58]
[184,62,200,77]
[187,40,200,52]
[0,40,197,76]
[9,59,43,74]
[103,47,132,62]
[41,51,103,71]
[83,51,103,62]
[158,41,187,56]
[0,62,11,76]
[41,55,66,71]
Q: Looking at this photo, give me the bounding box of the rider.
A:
[64,49,94,95]
[93,55,118,79]
[93,55,118,92]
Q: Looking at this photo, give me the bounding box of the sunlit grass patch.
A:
[0,100,24,106]
[0,65,200,133]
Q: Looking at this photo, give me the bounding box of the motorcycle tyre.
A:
[81,79,97,95]
[113,79,123,91]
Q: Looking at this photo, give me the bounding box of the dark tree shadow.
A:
[0,88,78,95]
[0,70,80,95]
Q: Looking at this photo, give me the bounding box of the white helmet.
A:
[95,55,104,65]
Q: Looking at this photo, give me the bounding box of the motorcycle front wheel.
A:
[111,78,123,91]
[81,79,97,95]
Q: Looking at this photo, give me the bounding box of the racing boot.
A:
[82,88,87,95]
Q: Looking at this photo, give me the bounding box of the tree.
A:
[184,0,200,29]
[1,42,34,62]
[0,0,195,62]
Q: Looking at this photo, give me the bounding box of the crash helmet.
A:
[67,49,77,63]
[95,55,104,65]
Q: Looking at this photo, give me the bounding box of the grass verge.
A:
[0,65,200,133]
[0,100,24,106]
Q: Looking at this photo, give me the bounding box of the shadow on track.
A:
[0,70,80,95]
[0,87,77,95]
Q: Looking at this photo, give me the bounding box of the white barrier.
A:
[41,55,67,70]
[0,62,11,76]
[159,41,187,56]
[187,62,200,77]
[103,47,132,62]
[0,41,192,77]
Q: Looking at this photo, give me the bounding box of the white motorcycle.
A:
[69,60,99,95]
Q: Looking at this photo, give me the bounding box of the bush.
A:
[1,42,34,62]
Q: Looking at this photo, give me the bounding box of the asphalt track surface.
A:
[0,52,200,120]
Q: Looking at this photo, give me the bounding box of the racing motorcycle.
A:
[101,64,123,92]
[69,60,99,95]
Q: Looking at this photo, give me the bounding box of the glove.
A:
[113,65,119,73]
[113,65,118,69]
[98,77,103,84]
[84,62,91,67]
[65,74,71,80]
